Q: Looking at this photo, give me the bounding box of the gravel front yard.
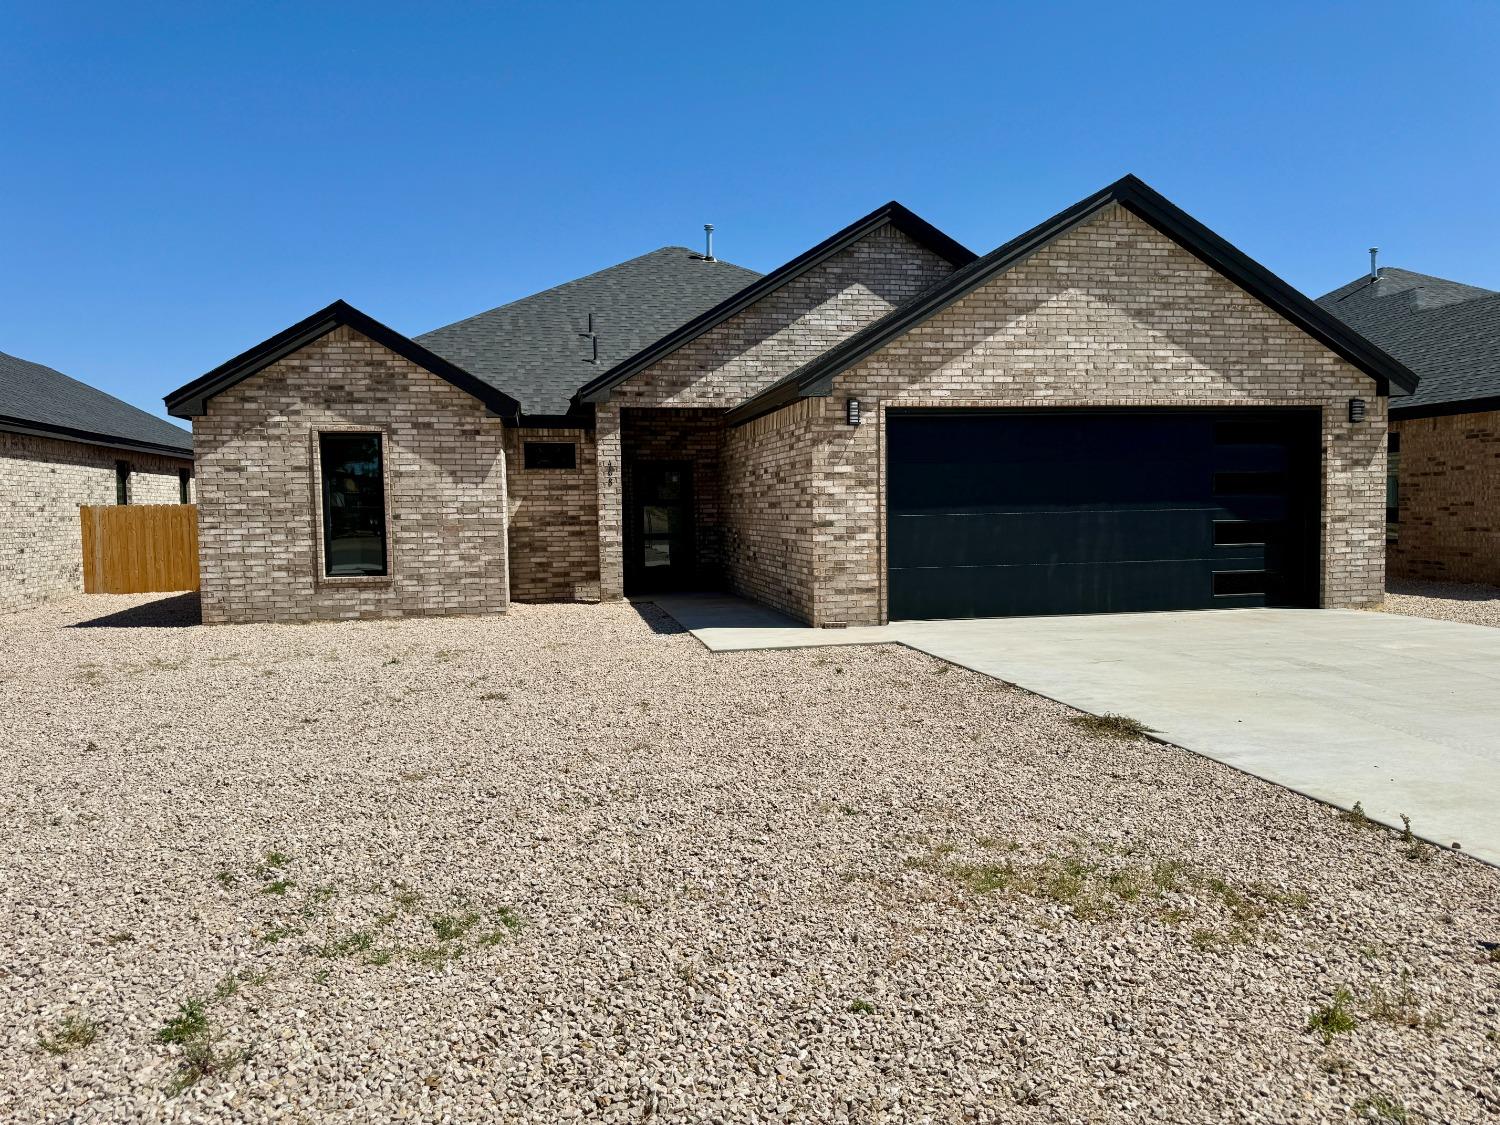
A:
[1383,580,1500,629]
[1,594,1497,1123]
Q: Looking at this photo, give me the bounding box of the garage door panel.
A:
[891,507,1228,568]
[890,559,1248,619]
[886,409,1319,620]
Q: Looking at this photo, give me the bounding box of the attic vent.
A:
[1369,246,1381,282]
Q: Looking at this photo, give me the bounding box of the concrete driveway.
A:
[652,596,1500,865]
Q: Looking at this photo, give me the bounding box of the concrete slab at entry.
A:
[649,594,1500,866]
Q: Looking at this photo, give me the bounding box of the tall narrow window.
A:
[319,433,388,577]
[115,461,131,505]
[178,468,193,504]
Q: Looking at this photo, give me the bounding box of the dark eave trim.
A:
[164,299,521,422]
[0,415,193,459]
[1391,395,1500,421]
[726,175,1421,427]
[571,202,976,406]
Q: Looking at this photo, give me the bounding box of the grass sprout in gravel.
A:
[1,592,1498,1122]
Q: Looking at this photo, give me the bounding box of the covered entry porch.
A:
[597,406,730,597]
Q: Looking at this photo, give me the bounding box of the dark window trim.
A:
[523,441,578,471]
[178,467,193,504]
[115,460,131,505]
[316,430,391,581]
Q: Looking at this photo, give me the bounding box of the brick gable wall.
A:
[595,223,960,598]
[610,225,956,409]
[0,432,189,613]
[193,325,509,624]
[1390,409,1500,585]
[727,204,1386,625]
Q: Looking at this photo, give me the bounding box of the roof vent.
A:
[692,223,716,263]
[1369,246,1381,282]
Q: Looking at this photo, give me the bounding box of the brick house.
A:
[1318,267,1500,586]
[164,177,1416,626]
[1,349,194,613]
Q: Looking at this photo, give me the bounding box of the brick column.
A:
[595,400,625,600]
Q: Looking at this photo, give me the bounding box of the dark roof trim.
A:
[572,202,976,405]
[726,175,1421,427]
[0,415,194,459]
[164,300,521,421]
[1391,395,1500,421]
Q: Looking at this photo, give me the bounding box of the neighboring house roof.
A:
[0,348,193,457]
[1317,268,1500,417]
[165,300,521,421]
[572,203,977,407]
[727,175,1422,425]
[419,247,764,418]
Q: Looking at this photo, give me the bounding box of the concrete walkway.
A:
[649,594,1500,865]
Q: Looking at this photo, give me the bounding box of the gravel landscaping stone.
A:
[1382,580,1500,629]
[1,592,1497,1123]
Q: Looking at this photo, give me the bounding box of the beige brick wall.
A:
[721,399,820,620]
[505,427,600,601]
[596,223,959,596]
[193,325,509,624]
[613,225,956,410]
[0,430,190,613]
[729,203,1388,625]
[1390,409,1500,585]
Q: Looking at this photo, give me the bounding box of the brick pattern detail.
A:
[594,402,624,600]
[593,224,958,598]
[721,399,820,619]
[613,225,955,410]
[193,325,509,624]
[1390,409,1500,584]
[505,427,600,601]
[0,431,190,613]
[730,204,1387,625]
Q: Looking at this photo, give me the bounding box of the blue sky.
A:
[2,1,1497,426]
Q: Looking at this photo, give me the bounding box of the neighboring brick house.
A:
[1,349,194,613]
[1318,267,1500,586]
[166,177,1417,626]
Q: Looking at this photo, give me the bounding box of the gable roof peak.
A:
[164,299,521,421]
[572,200,976,405]
[726,176,1419,425]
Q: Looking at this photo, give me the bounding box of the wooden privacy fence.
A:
[80,504,200,594]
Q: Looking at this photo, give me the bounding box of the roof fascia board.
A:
[0,415,193,459]
[727,176,1419,426]
[573,203,976,406]
[164,300,521,422]
[1107,181,1418,396]
[1391,395,1500,420]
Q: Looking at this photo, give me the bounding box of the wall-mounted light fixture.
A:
[1348,398,1367,423]
[845,398,861,426]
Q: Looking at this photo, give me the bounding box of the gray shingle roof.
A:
[0,349,193,455]
[1316,268,1500,413]
[416,247,762,417]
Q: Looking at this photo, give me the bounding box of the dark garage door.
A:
[887,409,1321,620]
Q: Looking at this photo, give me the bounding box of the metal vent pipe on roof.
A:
[1369,247,1381,281]
[703,224,716,262]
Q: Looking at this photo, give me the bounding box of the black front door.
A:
[886,408,1321,620]
[627,461,695,592]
